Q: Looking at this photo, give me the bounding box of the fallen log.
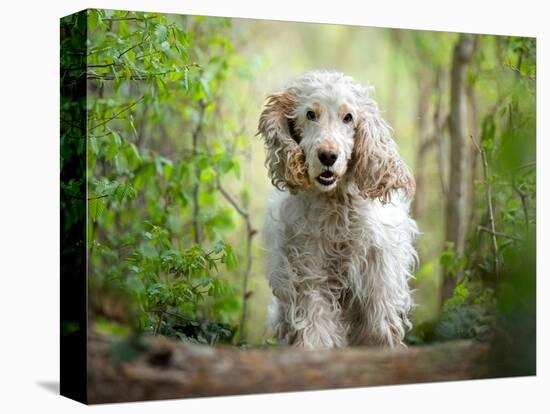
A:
[87,334,492,404]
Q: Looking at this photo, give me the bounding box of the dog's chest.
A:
[296,200,366,270]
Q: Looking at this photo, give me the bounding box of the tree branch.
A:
[512,180,530,229]
[87,70,175,81]
[216,175,257,344]
[87,194,109,201]
[191,100,207,244]
[471,134,499,277]
[89,96,144,131]
[515,161,536,171]
[477,226,521,241]
[87,63,199,81]
[436,114,449,197]
[153,311,164,336]
[216,177,249,219]
[118,35,150,59]
[149,309,195,323]
[102,16,157,22]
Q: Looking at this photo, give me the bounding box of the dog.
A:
[258,70,418,349]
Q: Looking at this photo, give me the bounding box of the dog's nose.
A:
[318,149,338,166]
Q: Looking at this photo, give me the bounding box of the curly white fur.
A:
[259,70,418,349]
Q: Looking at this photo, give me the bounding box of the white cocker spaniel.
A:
[258,70,418,349]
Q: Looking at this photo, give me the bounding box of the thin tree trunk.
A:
[412,72,432,220]
[471,135,499,277]
[191,100,206,244]
[466,85,481,243]
[442,34,476,304]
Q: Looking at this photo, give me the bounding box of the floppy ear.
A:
[351,98,415,203]
[257,91,310,193]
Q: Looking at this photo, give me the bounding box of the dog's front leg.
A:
[277,287,347,350]
[356,245,414,348]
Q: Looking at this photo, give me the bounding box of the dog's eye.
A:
[343,113,353,124]
[306,110,317,121]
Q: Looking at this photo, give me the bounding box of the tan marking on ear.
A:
[258,90,311,193]
[286,145,311,191]
[351,113,415,203]
[258,91,297,138]
[264,92,295,119]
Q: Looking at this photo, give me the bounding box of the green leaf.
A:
[105,131,122,161]
[200,276,213,287]
[114,182,136,201]
[89,198,106,222]
[154,23,168,42]
[199,191,215,206]
[213,240,225,254]
[199,167,215,183]
[223,244,239,270]
[156,77,166,93]
[232,159,241,178]
[88,10,99,32]
[88,135,99,155]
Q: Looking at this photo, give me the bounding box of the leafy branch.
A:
[87,52,163,69]
[102,16,158,22]
[87,71,176,81]
[89,96,144,131]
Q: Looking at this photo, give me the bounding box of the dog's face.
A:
[258,71,415,201]
[291,95,356,192]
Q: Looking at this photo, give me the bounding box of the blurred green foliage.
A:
[407,35,535,351]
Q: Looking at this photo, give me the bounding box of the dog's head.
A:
[258,70,414,201]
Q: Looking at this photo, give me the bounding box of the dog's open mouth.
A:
[316,170,337,186]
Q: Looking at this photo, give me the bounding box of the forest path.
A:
[88,334,492,403]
